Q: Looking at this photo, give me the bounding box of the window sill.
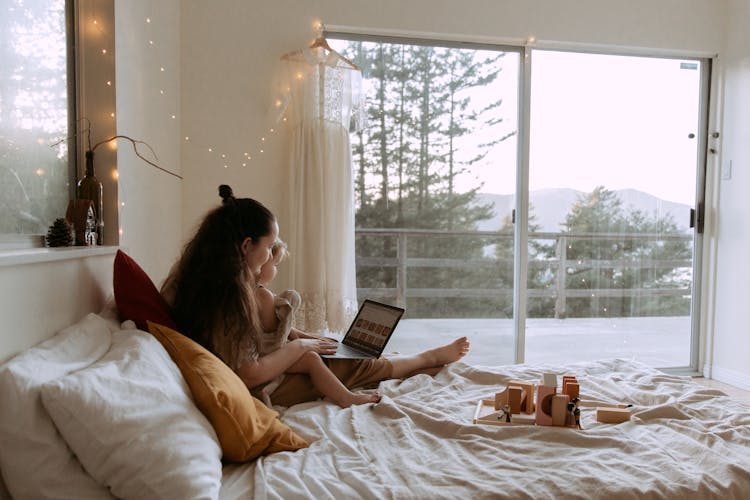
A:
[0,246,118,267]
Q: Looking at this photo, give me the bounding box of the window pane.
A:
[330,37,520,366]
[526,50,700,368]
[0,0,70,238]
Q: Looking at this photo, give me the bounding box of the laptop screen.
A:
[342,299,404,356]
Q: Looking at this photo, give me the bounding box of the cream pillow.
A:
[0,313,115,499]
[41,329,222,500]
[147,321,309,462]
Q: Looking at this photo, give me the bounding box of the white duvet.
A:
[220,359,750,500]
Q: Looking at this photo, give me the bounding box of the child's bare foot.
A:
[334,391,381,408]
[424,337,470,366]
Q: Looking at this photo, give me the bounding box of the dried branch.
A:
[51,126,183,180]
[92,135,183,180]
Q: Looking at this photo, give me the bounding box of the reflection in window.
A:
[0,0,70,238]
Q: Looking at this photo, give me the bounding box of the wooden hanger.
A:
[281,35,360,71]
[312,35,360,70]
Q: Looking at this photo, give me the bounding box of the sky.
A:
[461,49,702,206]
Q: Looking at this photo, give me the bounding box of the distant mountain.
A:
[474,188,692,232]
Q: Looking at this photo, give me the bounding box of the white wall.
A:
[708,0,750,388]
[115,0,182,285]
[0,253,113,364]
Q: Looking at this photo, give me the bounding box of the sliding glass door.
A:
[525,50,707,369]
[330,33,709,371]
[329,35,521,366]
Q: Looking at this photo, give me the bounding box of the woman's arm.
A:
[235,337,338,388]
[255,286,279,333]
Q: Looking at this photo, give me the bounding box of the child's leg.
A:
[287,351,380,408]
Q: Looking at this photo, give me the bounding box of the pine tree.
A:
[339,40,516,317]
[557,186,691,318]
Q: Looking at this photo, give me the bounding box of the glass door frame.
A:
[517,46,713,374]
[327,28,713,374]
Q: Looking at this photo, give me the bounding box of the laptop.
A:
[322,299,405,359]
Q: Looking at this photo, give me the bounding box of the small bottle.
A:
[76,150,103,245]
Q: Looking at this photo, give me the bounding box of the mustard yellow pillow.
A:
[147,321,308,462]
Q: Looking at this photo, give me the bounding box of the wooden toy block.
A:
[494,381,535,413]
[596,407,631,424]
[564,382,580,400]
[495,384,525,413]
[494,388,508,410]
[551,394,570,426]
[562,376,577,394]
[542,373,558,388]
[506,380,536,414]
[507,386,523,414]
[535,385,556,426]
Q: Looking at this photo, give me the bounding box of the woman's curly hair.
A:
[162,185,275,369]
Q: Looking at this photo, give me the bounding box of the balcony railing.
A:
[355,228,693,318]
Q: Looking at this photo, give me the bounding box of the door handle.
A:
[690,203,705,234]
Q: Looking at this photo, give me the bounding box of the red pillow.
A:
[113,250,177,331]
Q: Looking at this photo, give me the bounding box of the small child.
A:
[254,240,380,408]
[255,240,300,356]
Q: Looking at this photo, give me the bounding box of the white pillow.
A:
[0,313,115,499]
[41,329,223,500]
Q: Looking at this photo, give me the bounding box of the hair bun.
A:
[218,184,234,203]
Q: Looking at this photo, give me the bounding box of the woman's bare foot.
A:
[424,337,470,366]
[388,337,471,379]
[328,391,381,408]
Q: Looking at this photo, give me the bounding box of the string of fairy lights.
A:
[83,7,302,174]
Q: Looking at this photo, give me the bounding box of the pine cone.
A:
[46,218,74,247]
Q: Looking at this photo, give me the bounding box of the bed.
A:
[1,308,749,500]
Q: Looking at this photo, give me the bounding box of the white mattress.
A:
[219,358,750,499]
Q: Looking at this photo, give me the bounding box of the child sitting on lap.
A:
[254,240,380,408]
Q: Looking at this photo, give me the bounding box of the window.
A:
[0,0,74,248]
[330,33,710,373]
[329,35,521,366]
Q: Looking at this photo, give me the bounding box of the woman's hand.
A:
[292,338,338,356]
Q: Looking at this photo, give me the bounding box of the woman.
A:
[162,185,470,408]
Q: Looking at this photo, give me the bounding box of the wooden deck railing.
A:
[355,228,693,318]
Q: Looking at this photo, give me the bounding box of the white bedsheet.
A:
[219,359,750,499]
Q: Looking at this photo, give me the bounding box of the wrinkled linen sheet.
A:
[220,359,750,499]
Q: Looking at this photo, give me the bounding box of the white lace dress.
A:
[275,47,362,333]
